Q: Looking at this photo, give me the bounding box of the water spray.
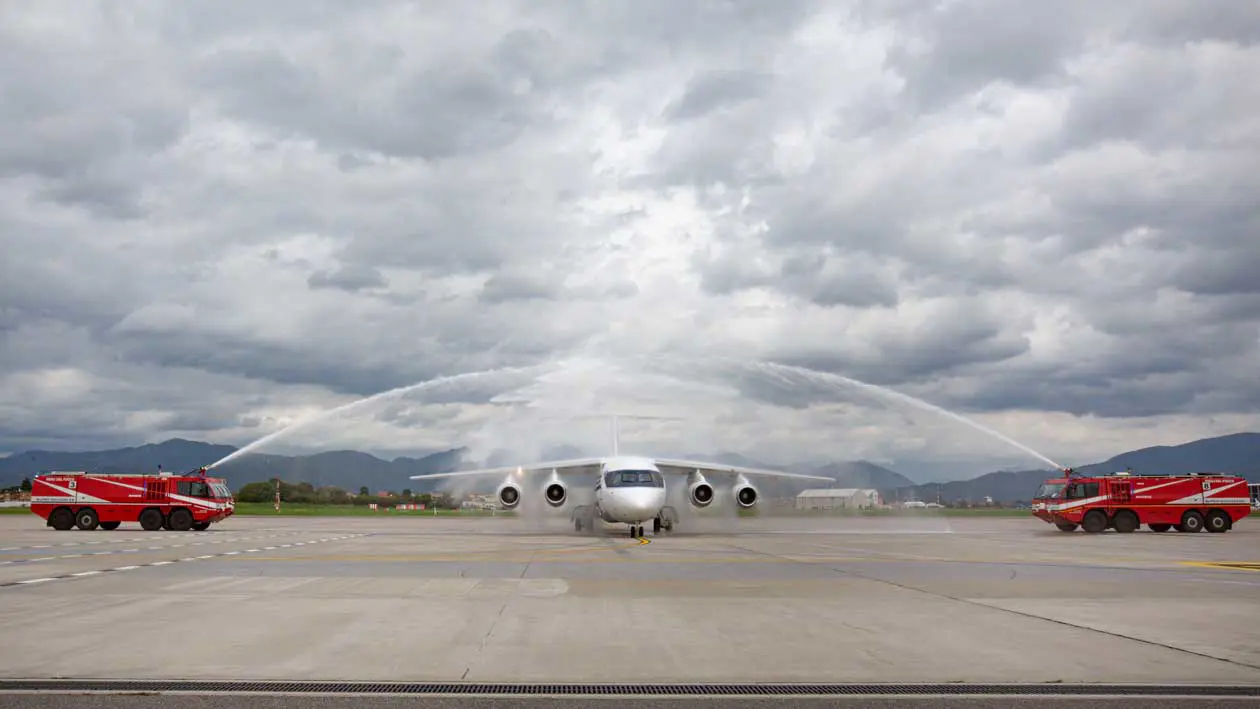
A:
[205,363,545,470]
[210,353,1065,477]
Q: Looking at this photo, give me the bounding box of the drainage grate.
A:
[0,681,1258,696]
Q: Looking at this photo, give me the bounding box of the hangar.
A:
[795,488,882,510]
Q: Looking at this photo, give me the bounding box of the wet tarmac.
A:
[2,512,1258,688]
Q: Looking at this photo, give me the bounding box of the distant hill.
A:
[0,439,236,481]
[0,438,468,493]
[1075,432,1260,477]
[888,432,1260,504]
[2,432,1255,504]
[0,437,907,495]
[807,460,916,489]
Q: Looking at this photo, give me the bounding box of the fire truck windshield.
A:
[1035,482,1065,499]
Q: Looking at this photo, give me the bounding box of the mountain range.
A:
[887,432,1260,504]
[2,432,1257,503]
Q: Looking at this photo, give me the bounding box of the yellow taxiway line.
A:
[1180,561,1260,572]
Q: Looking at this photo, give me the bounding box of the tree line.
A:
[233,480,456,508]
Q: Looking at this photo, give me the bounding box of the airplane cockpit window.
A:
[603,470,664,488]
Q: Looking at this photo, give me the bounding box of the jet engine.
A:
[687,470,714,508]
[544,481,567,508]
[496,481,522,509]
[732,474,758,509]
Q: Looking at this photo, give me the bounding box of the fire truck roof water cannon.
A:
[30,466,234,532]
[1032,465,1251,534]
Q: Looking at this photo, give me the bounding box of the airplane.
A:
[407,415,836,537]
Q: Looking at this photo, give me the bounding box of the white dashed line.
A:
[0,533,370,588]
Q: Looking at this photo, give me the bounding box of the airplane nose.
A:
[610,488,665,521]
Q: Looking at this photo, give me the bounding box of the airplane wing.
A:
[652,458,835,483]
[408,458,605,481]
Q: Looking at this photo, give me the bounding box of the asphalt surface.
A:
[3,696,1260,709]
[2,510,1259,693]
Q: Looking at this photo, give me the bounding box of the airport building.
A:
[794,488,882,510]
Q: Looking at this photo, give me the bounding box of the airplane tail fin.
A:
[612,414,619,456]
[538,411,682,457]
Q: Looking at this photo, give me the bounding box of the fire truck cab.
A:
[1032,469,1251,534]
[31,468,235,531]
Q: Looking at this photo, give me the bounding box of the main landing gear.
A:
[572,509,677,537]
[628,518,671,537]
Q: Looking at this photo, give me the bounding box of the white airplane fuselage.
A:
[407,415,835,537]
[591,456,669,525]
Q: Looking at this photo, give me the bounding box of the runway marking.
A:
[1181,561,1260,572]
[0,534,367,589]
[0,530,312,554]
[0,533,332,565]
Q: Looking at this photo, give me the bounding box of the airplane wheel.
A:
[653,517,661,534]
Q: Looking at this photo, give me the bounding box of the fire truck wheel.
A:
[168,508,194,531]
[1055,523,1078,532]
[1081,510,1108,534]
[1178,510,1204,533]
[1205,509,1231,533]
[139,509,164,531]
[1148,523,1172,532]
[99,521,120,530]
[49,507,74,531]
[74,508,100,531]
[1112,510,1139,534]
[191,522,210,531]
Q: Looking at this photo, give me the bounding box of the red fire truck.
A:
[30,468,235,531]
[1032,468,1252,533]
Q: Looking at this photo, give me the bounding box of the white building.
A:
[795,488,882,510]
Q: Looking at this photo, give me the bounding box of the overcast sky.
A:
[2,0,1258,476]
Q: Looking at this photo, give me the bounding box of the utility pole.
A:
[274,477,281,513]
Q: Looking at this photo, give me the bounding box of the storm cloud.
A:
[1,0,1258,468]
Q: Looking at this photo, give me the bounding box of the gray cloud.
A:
[666,70,773,122]
[1,0,1258,468]
[308,265,386,292]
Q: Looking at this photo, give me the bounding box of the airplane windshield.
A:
[604,470,664,488]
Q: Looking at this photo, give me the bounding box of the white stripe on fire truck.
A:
[35,480,110,504]
[1044,495,1110,512]
[93,477,147,492]
[0,534,366,588]
[1167,480,1248,506]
